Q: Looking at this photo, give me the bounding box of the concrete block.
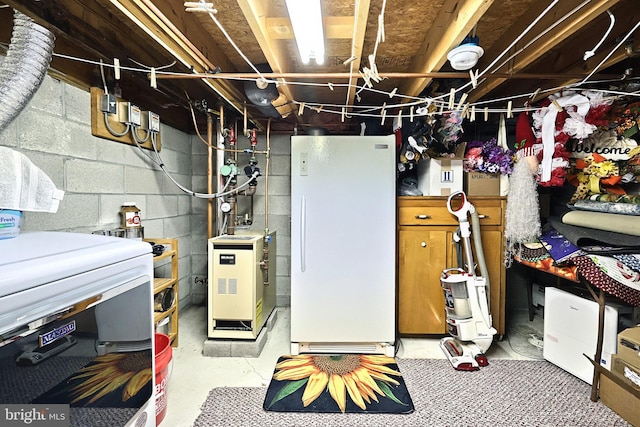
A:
[163,215,191,237]
[269,135,291,156]
[202,340,231,357]
[30,76,63,116]
[22,194,99,231]
[266,308,279,331]
[19,110,97,159]
[268,155,291,176]
[162,172,191,195]
[64,84,91,124]
[178,195,192,217]
[147,194,178,218]
[124,166,163,194]
[231,328,268,358]
[66,158,123,193]
[203,309,278,358]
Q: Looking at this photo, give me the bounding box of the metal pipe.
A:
[207,113,214,239]
[154,71,623,81]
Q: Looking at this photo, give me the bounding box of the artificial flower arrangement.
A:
[463,138,515,175]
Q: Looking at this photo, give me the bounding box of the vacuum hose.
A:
[0,10,55,132]
[470,209,492,326]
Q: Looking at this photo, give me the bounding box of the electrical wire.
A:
[50,2,640,122]
[103,112,130,137]
[489,0,592,74]
[131,127,259,199]
[197,0,266,79]
[577,18,640,86]
[583,10,615,61]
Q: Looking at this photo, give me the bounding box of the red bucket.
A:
[155,333,172,426]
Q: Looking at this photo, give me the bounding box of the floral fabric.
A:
[572,255,640,306]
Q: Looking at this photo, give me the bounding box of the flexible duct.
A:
[0,10,55,132]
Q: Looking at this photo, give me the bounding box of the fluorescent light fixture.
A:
[285,0,325,65]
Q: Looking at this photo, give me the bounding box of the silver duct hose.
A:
[0,10,55,132]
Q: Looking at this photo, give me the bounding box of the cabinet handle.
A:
[478,214,488,219]
[421,242,427,247]
[415,214,431,219]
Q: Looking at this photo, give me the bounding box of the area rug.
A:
[263,354,414,414]
[194,359,631,427]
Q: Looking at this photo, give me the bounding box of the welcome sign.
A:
[568,129,638,160]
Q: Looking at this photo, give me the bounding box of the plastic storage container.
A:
[0,210,23,239]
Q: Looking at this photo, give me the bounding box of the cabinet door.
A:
[398,229,450,334]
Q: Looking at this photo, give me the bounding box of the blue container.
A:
[0,210,23,239]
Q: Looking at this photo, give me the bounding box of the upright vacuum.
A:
[439,191,497,371]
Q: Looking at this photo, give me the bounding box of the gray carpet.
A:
[194,359,631,427]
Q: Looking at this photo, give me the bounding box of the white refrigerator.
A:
[290,135,396,356]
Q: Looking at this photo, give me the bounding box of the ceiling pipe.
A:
[0,10,55,132]
[154,71,624,81]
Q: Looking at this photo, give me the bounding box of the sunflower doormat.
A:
[263,354,414,414]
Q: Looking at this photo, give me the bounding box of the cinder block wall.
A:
[0,75,195,310]
[0,72,293,311]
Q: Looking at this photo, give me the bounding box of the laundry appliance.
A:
[207,232,276,339]
[0,231,155,427]
[290,135,396,356]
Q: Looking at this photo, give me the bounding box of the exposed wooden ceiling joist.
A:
[111,0,248,117]
[398,0,495,99]
[468,0,623,102]
[2,0,638,134]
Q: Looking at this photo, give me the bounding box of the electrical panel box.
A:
[207,232,276,339]
[117,101,141,126]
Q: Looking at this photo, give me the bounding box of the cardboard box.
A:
[416,144,466,196]
[618,326,640,369]
[465,171,500,196]
[599,367,640,427]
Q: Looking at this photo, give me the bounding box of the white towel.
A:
[0,146,64,213]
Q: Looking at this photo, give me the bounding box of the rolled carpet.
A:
[562,210,640,236]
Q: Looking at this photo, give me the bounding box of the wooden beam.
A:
[266,16,354,40]
[345,0,371,110]
[468,0,622,102]
[111,0,248,117]
[398,0,495,99]
[236,0,301,123]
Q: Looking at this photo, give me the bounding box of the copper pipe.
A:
[207,112,213,239]
[155,72,623,81]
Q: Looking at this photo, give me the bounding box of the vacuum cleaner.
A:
[439,191,497,371]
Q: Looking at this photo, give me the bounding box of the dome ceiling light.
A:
[447,36,484,71]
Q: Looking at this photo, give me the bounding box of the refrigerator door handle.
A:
[300,196,306,272]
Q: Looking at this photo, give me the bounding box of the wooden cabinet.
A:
[146,238,179,347]
[397,196,506,336]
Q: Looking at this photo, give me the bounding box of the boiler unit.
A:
[207,232,276,339]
